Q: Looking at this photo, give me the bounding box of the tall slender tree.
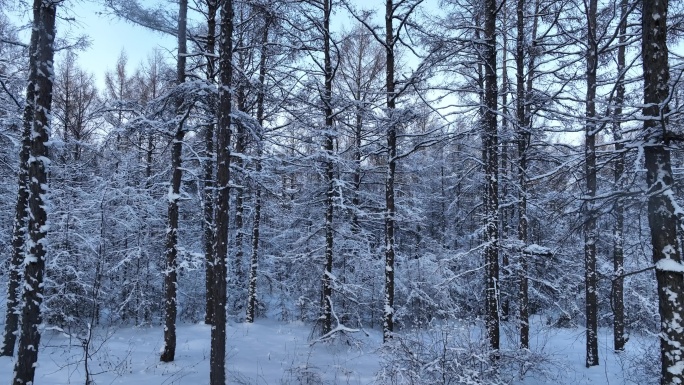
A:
[483,0,499,353]
[210,0,233,382]
[611,0,627,353]
[232,4,250,308]
[246,12,271,323]
[160,0,188,363]
[321,0,335,336]
[0,2,39,357]
[515,0,536,350]
[641,0,684,383]
[12,0,57,383]
[203,0,218,326]
[583,0,599,367]
[383,0,397,342]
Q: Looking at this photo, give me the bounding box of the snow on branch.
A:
[105,0,178,36]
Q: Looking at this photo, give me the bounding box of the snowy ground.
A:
[0,319,657,384]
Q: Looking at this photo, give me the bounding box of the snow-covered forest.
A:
[0,0,683,384]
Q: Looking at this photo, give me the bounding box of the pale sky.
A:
[6,0,425,89]
[6,1,176,87]
[60,1,176,87]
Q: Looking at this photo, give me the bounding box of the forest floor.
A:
[0,317,658,384]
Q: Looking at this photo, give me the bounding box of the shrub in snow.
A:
[621,337,659,385]
[376,322,557,385]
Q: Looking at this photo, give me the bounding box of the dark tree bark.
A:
[483,0,500,353]
[515,0,529,350]
[246,15,270,324]
[611,0,627,353]
[500,13,510,321]
[321,0,335,336]
[12,1,57,383]
[383,0,397,343]
[584,0,599,367]
[160,0,188,363]
[0,3,39,356]
[234,21,247,294]
[203,0,218,326]
[516,0,539,351]
[641,1,684,384]
[210,0,233,382]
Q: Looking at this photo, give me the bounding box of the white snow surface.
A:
[0,318,659,384]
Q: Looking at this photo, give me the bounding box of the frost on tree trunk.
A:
[483,0,499,353]
[160,0,187,363]
[583,0,599,367]
[0,5,38,357]
[641,1,684,384]
[210,0,233,383]
[383,0,396,343]
[12,1,56,384]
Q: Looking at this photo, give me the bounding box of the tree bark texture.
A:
[12,1,56,383]
[611,0,627,353]
[234,82,246,299]
[642,1,684,384]
[210,0,233,383]
[0,5,39,356]
[483,0,500,353]
[160,0,187,362]
[584,0,599,367]
[246,16,270,324]
[204,0,218,326]
[322,0,335,336]
[383,0,396,343]
[515,0,534,350]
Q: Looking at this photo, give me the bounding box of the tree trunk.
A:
[246,16,270,324]
[584,0,599,367]
[483,0,499,353]
[515,0,528,350]
[234,81,246,302]
[12,1,57,383]
[160,0,187,362]
[203,0,218,326]
[611,0,627,353]
[641,1,684,384]
[321,0,335,336]
[210,0,233,382]
[383,0,396,343]
[500,9,510,321]
[0,5,38,356]
[515,0,539,350]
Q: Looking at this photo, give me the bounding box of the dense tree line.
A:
[0,0,683,384]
